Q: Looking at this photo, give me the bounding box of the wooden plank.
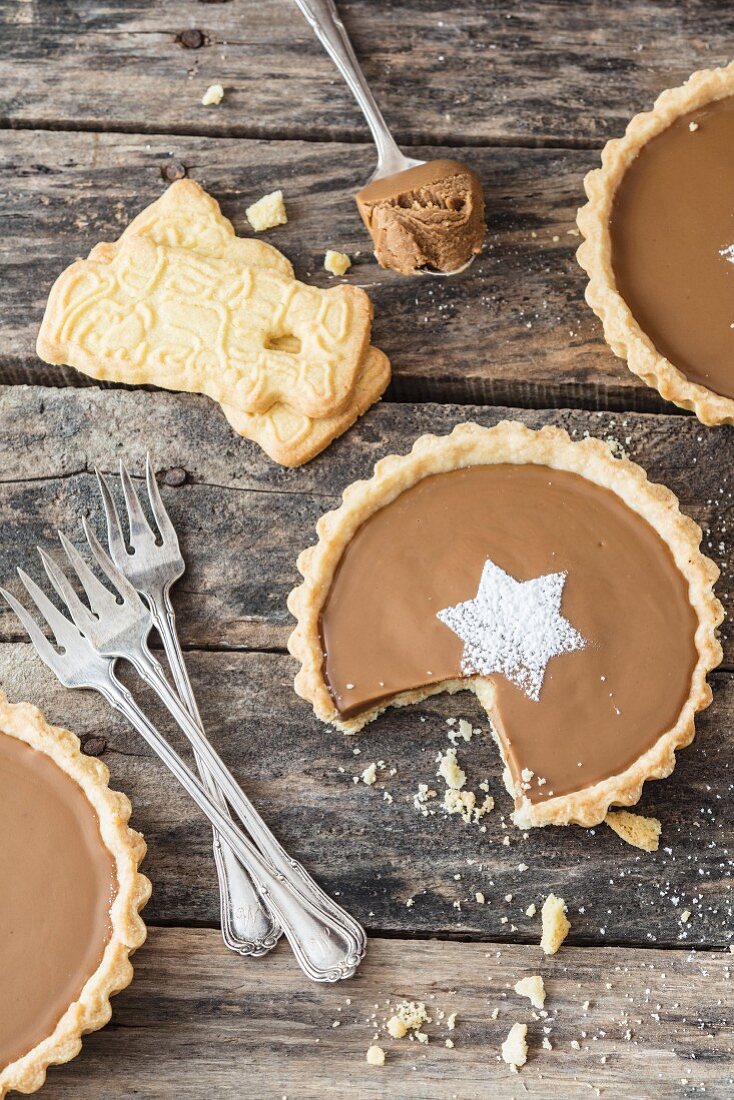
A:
[2,1,734,148]
[0,387,731,660]
[0,128,666,413]
[1,642,731,950]
[37,929,734,1098]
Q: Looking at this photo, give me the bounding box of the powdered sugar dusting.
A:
[436,559,587,701]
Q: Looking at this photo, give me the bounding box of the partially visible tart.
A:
[578,61,734,424]
[288,422,723,828]
[0,693,149,1098]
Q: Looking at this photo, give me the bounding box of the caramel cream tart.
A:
[578,60,734,424]
[288,422,723,828]
[0,693,149,1098]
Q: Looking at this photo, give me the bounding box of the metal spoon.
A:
[293,0,480,276]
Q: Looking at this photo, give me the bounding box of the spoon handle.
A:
[293,0,411,177]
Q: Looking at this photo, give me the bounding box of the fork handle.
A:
[103,672,365,982]
[153,589,281,956]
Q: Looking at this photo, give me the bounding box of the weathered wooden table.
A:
[2,3,734,1097]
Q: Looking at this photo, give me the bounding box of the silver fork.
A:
[94,458,278,957]
[2,537,366,983]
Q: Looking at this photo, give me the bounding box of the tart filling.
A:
[289,423,723,827]
[0,695,149,1099]
[610,95,734,400]
[577,61,734,425]
[0,732,117,1072]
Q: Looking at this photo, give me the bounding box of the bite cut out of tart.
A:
[577,60,734,425]
[288,423,723,828]
[0,693,150,1099]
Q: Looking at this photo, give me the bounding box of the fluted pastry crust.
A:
[0,693,150,1098]
[577,60,734,425]
[288,421,723,828]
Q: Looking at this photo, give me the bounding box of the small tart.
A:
[0,693,150,1098]
[288,422,722,828]
[577,61,734,424]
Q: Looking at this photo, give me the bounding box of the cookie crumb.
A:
[366,1044,385,1066]
[605,810,661,851]
[246,190,288,232]
[501,1022,528,1070]
[324,250,352,276]
[201,84,224,106]
[514,975,546,1009]
[540,893,570,955]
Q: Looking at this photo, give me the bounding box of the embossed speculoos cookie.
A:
[65,181,391,466]
[35,181,389,464]
[89,179,295,279]
[37,234,372,419]
[288,422,723,828]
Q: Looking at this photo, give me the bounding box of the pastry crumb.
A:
[445,1038,454,1048]
[436,747,466,790]
[680,909,691,924]
[201,83,224,106]
[526,903,537,917]
[444,787,475,821]
[475,891,485,904]
[360,762,377,786]
[540,893,570,955]
[386,1016,408,1039]
[689,121,699,131]
[413,783,438,816]
[246,190,288,232]
[387,1001,430,1039]
[501,1022,528,1070]
[514,975,546,1010]
[366,1044,385,1066]
[605,810,661,851]
[324,250,352,276]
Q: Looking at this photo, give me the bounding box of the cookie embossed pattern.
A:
[36,181,390,467]
[288,422,723,829]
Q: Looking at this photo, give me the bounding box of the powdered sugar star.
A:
[437,559,586,701]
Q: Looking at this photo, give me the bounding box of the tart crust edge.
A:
[576,59,734,426]
[287,421,723,828]
[0,692,151,1099]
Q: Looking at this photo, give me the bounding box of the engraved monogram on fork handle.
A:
[96,461,278,956]
[0,467,366,983]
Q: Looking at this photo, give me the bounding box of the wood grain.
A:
[2,1,734,149]
[0,128,670,413]
[1,641,731,950]
[37,929,734,1099]
[1,387,732,659]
